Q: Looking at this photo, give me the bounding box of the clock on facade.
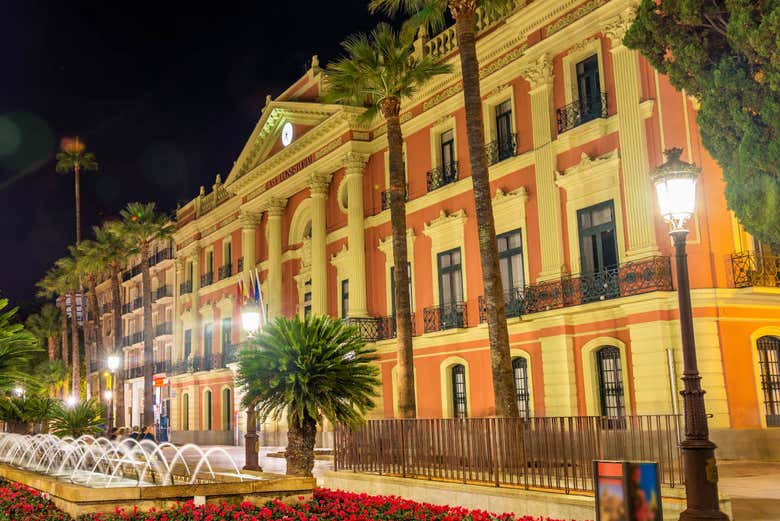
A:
[281,122,294,147]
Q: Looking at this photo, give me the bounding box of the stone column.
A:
[539,316,577,416]
[309,173,331,316]
[606,12,659,259]
[190,246,201,359]
[239,211,261,340]
[266,198,287,319]
[344,153,369,317]
[173,259,184,360]
[522,55,564,281]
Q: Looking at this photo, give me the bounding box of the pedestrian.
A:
[141,424,156,443]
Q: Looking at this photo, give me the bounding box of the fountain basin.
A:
[0,462,314,517]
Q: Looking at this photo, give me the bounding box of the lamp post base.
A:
[243,409,262,472]
[679,439,729,521]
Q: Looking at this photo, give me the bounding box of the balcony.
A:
[132,297,143,311]
[201,272,214,287]
[126,365,144,380]
[426,162,459,192]
[730,251,780,288]
[237,257,244,272]
[155,285,172,300]
[423,302,468,333]
[556,92,608,134]
[380,184,409,211]
[121,264,142,282]
[484,134,518,165]
[222,344,240,365]
[170,353,233,375]
[121,303,132,315]
[477,256,673,321]
[121,335,133,347]
[180,280,192,295]
[131,331,144,345]
[89,360,99,373]
[152,247,173,265]
[155,321,173,337]
[218,263,233,280]
[376,314,416,340]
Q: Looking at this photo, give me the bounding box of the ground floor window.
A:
[451,364,467,418]
[596,346,626,419]
[222,388,232,430]
[512,357,530,418]
[182,393,189,431]
[758,336,780,427]
[204,390,212,431]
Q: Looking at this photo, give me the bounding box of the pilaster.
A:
[309,173,332,316]
[522,55,564,281]
[265,199,286,319]
[540,328,577,416]
[606,11,659,259]
[344,152,369,317]
[190,245,201,358]
[628,320,677,415]
[173,258,184,360]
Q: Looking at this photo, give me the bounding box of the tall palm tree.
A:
[326,24,450,418]
[25,304,61,361]
[55,255,83,399]
[237,315,381,476]
[371,0,520,417]
[119,202,174,427]
[73,239,108,399]
[55,137,98,245]
[92,223,130,426]
[37,267,72,385]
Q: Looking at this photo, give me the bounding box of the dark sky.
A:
[0,1,380,310]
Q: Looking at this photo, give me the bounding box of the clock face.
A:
[281,122,294,147]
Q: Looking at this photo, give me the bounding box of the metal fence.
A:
[335,415,682,494]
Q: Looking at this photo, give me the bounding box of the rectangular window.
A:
[576,55,602,122]
[495,99,513,146]
[206,251,214,274]
[341,280,349,318]
[497,229,525,318]
[184,329,192,359]
[221,317,232,351]
[225,242,232,266]
[513,357,530,419]
[578,201,619,302]
[203,324,213,364]
[451,364,467,418]
[440,129,454,168]
[597,347,626,420]
[187,261,193,283]
[437,248,464,330]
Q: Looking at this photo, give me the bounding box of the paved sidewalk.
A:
[199,447,780,520]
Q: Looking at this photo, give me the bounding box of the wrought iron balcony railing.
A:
[170,352,234,375]
[125,365,144,380]
[152,247,173,265]
[237,257,244,272]
[477,256,673,321]
[131,331,143,344]
[121,303,132,315]
[426,161,459,192]
[484,134,518,165]
[218,263,233,280]
[343,315,418,343]
[730,251,780,288]
[423,302,468,333]
[155,285,172,300]
[201,272,214,287]
[179,280,192,295]
[380,184,409,211]
[132,297,143,311]
[377,314,417,340]
[89,360,99,373]
[556,92,608,134]
[155,321,173,337]
[222,344,240,365]
[121,335,133,348]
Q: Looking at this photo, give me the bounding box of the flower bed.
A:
[0,481,585,521]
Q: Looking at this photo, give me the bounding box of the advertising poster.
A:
[594,461,627,521]
[626,462,662,521]
[594,461,663,521]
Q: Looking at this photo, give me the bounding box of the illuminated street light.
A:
[103,390,113,402]
[106,353,121,433]
[241,304,261,334]
[107,354,121,372]
[13,387,24,398]
[65,396,78,407]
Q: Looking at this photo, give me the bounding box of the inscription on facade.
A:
[265,154,315,190]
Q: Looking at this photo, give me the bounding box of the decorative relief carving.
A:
[301,237,312,269]
[239,211,262,228]
[422,209,468,236]
[493,186,529,206]
[344,152,369,175]
[569,36,598,55]
[265,197,288,217]
[555,149,620,181]
[315,137,342,160]
[547,0,608,36]
[520,54,553,89]
[308,173,332,195]
[479,44,527,79]
[603,8,636,46]
[422,82,464,112]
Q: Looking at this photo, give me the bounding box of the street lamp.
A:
[651,148,728,521]
[107,354,121,433]
[65,396,78,408]
[240,303,262,472]
[13,387,24,398]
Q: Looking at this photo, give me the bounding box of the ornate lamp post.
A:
[240,303,262,472]
[107,354,121,432]
[651,148,728,521]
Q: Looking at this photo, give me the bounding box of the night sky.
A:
[0,1,380,311]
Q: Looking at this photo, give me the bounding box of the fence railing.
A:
[335,415,683,494]
[423,302,468,333]
[556,92,608,134]
[484,134,518,165]
[426,162,459,192]
[381,184,409,211]
[730,251,780,288]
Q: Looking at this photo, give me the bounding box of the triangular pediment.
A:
[224,100,346,186]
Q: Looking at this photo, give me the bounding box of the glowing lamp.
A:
[65,396,78,407]
[651,148,701,231]
[103,390,113,401]
[13,387,23,397]
[107,354,121,372]
[241,305,261,333]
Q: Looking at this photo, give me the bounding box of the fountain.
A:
[0,433,314,516]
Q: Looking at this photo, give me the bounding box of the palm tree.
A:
[370,0,520,417]
[55,137,98,244]
[26,304,61,361]
[33,360,68,398]
[55,255,83,399]
[92,223,131,426]
[50,398,105,438]
[326,24,450,418]
[237,316,381,476]
[119,202,174,427]
[37,267,72,385]
[0,298,43,392]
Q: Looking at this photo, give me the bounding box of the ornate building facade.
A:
[167,0,780,457]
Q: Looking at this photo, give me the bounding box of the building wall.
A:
[164,0,780,454]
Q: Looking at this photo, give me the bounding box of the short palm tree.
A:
[0,298,43,392]
[0,396,57,434]
[119,202,174,426]
[92,223,131,426]
[371,0,520,417]
[34,360,69,398]
[54,255,83,399]
[237,316,381,476]
[326,23,450,419]
[37,267,71,371]
[26,304,61,361]
[55,137,98,244]
[50,398,105,438]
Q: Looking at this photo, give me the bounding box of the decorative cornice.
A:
[493,186,530,207]
[547,0,608,36]
[377,229,416,257]
[308,173,332,195]
[521,54,553,90]
[479,44,528,79]
[555,149,620,187]
[422,209,468,237]
[604,7,636,46]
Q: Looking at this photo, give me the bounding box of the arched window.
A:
[222,388,232,431]
[512,357,530,419]
[451,364,467,418]
[204,390,212,431]
[757,336,780,427]
[596,347,625,418]
[182,393,189,431]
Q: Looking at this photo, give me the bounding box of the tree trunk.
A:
[285,412,317,476]
[87,276,104,400]
[111,268,126,427]
[59,298,69,397]
[453,7,518,417]
[47,336,56,361]
[141,244,155,428]
[74,164,81,245]
[381,98,416,419]
[70,290,81,399]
